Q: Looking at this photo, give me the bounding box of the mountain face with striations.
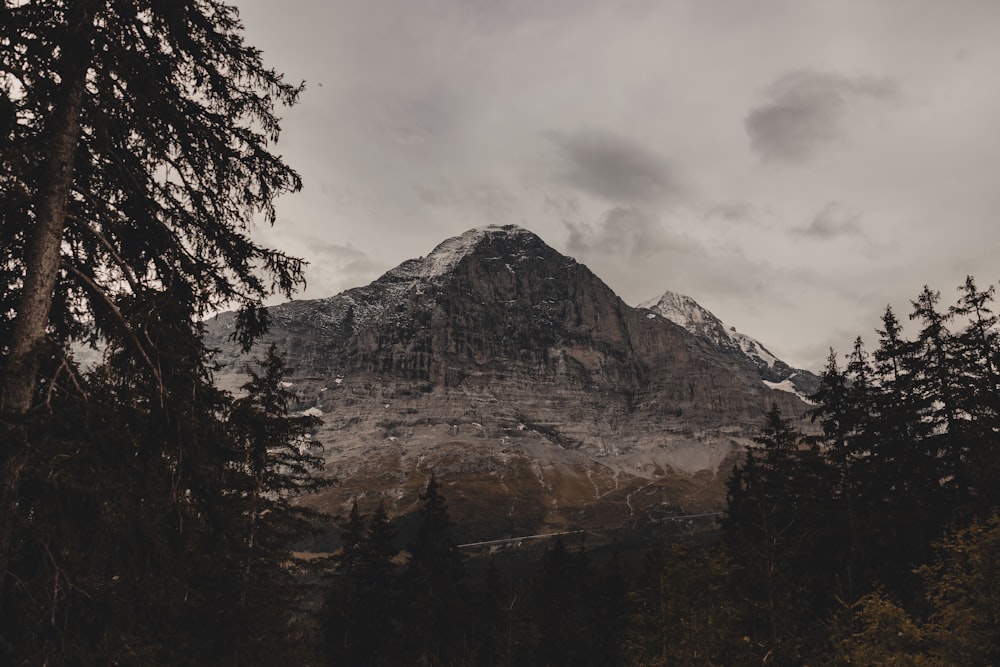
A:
[205,225,813,543]
[638,292,820,401]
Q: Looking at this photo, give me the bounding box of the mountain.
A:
[638,291,820,401]
[204,225,814,544]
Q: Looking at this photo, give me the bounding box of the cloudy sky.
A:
[235,0,1000,371]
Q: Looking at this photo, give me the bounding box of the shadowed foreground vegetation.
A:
[3,1,1000,662]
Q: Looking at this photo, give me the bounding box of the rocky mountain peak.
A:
[382,224,547,283]
[638,291,731,343]
[205,226,818,542]
[638,290,818,399]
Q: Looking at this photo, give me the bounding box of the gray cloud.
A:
[561,205,777,300]
[794,201,863,239]
[299,239,381,295]
[705,201,761,224]
[415,180,515,223]
[564,206,670,258]
[745,70,898,162]
[547,129,682,204]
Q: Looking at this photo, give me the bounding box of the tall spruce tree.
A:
[724,404,838,665]
[0,1,309,663]
[951,277,1000,510]
[0,0,304,577]
[533,536,596,667]
[404,475,466,665]
[909,286,966,498]
[226,346,325,666]
[324,500,401,667]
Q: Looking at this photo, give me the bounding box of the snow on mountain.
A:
[763,377,816,405]
[283,225,543,335]
[638,290,819,400]
[384,224,538,281]
[638,291,779,369]
[205,225,821,540]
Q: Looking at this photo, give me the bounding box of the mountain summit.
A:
[206,225,812,541]
[638,291,819,400]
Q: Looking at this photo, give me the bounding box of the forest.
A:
[3,1,1000,665]
[304,277,1000,666]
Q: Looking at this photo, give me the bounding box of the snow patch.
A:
[383,225,536,281]
[763,379,815,404]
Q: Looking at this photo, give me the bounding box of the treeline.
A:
[320,478,629,667]
[718,277,1000,665]
[4,269,1000,665]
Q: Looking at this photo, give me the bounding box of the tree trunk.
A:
[1,16,93,415]
[0,0,97,589]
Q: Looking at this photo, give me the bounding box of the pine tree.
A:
[3,293,238,664]
[724,404,839,665]
[358,501,400,666]
[909,286,965,498]
[0,2,309,661]
[534,536,583,667]
[324,499,405,666]
[404,475,466,664]
[226,346,325,666]
[950,277,1000,510]
[869,304,944,575]
[1,0,304,588]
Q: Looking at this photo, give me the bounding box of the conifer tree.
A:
[1,0,304,588]
[226,346,325,665]
[533,536,597,667]
[0,2,310,661]
[909,286,965,497]
[356,501,400,667]
[950,277,1000,509]
[325,499,403,666]
[404,475,466,664]
[724,404,838,665]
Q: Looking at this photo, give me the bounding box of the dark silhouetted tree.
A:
[0,2,308,662]
[0,0,304,589]
[404,475,466,664]
[725,403,839,665]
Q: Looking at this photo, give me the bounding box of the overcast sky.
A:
[235,0,1000,371]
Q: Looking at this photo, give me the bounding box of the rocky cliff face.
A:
[204,225,813,542]
[638,291,820,400]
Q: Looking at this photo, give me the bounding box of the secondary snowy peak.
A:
[639,291,777,367]
[382,224,543,281]
[639,290,819,398]
[639,292,729,340]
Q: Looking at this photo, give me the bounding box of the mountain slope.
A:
[205,225,813,542]
[638,291,819,400]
